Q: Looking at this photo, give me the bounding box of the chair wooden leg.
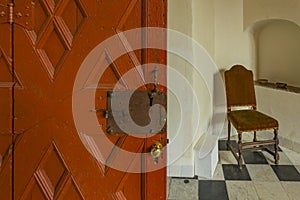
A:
[238,132,243,169]
[253,131,257,142]
[227,120,231,150]
[274,129,279,164]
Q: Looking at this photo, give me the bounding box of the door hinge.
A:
[0,2,34,30]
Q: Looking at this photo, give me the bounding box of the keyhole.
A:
[149,66,158,107]
[154,157,159,164]
[149,94,154,106]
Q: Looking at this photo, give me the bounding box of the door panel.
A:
[13,0,167,199]
[0,16,12,199]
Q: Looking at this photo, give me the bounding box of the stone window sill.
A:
[255,80,300,94]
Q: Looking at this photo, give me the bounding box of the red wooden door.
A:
[0,3,13,197]
[0,0,167,199]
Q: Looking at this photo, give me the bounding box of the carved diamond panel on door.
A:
[27,0,48,42]
[115,0,143,70]
[21,172,84,200]
[0,145,12,198]
[0,47,22,88]
[57,177,84,200]
[21,178,48,200]
[13,0,167,199]
[0,48,13,87]
[35,22,70,79]
[20,142,83,199]
[26,0,87,80]
[60,0,87,39]
[34,142,69,199]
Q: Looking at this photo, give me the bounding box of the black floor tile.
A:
[262,144,282,152]
[222,164,251,180]
[199,180,228,200]
[219,140,237,151]
[271,165,300,181]
[242,151,269,164]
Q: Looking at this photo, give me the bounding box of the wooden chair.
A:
[224,65,279,169]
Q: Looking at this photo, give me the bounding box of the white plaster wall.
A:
[167,0,216,177]
[191,0,215,142]
[214,0,254,71]
[192,0,215,58]
[167,0,196,177]
[256,86,300,153]
[191,0,226,139]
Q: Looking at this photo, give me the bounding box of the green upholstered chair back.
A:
[224,65,257,110]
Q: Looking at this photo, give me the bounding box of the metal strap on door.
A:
[0,2,34,30]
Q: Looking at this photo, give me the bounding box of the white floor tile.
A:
[247,165,279,182]
[281,182,300,200]
[284,150,300,165]
[262,151,292,165]
[226,181,259,200]
[198,164,224,180]
[168,178,198,200]
[253,182,289,200]
[219,151,243,165]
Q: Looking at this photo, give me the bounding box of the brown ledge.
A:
[255,81,300,94]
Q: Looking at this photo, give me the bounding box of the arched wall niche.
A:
[247,19,300,87]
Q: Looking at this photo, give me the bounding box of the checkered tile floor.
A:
[168,139,300,200]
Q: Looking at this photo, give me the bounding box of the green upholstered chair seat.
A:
[227,110,278,132]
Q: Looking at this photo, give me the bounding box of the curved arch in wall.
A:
[243,0,300,31]
[246,19,300,86]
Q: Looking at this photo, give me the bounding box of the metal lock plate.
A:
[107,90,167,134]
